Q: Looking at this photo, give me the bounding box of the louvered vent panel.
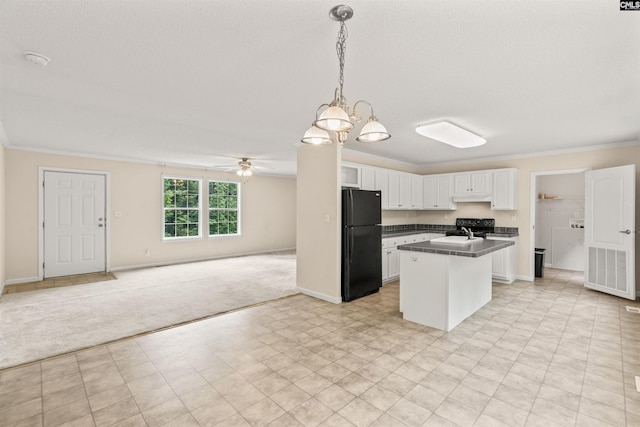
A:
[617,252,627,291]
[587,246,627,292]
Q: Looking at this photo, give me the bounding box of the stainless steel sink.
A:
[430,236,483,245]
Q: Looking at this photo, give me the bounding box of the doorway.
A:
[40,169,109,279]
[530,169,587,281]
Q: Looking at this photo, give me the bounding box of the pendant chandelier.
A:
[301,5,390,146]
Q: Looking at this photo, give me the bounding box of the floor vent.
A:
[626,306,640,314]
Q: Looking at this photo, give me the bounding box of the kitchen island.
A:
[398,238,514,331]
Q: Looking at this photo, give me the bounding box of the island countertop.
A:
[398,238,514,258]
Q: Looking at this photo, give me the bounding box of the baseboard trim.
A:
[5,276,40,285]
[295,287,342,304]
[109,248,296,272]
[5,248,296,283]
[516,274,534,282]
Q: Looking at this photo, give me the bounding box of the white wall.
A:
[5,149,296,283]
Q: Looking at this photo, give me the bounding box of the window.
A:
[163,177,200,239]
[209,181,240,236]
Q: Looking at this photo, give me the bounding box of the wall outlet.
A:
[444,214,448,219]
[144,249,150,256]
[511,214,517,221]
[325,214,330,223]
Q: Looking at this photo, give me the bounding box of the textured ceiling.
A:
[0,0,638,176]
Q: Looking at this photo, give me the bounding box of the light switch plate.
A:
[626,306,640,313]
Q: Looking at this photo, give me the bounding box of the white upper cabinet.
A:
[453,171,491,195]
[423,174,457,210]
[360,166,376,191]
[342,162,517,211]
[388,171,400,209]
[491,168,518,210]
[341,164,361,188]
[374,169,389,209]
[399,173,412,209]
[411,175,423,209]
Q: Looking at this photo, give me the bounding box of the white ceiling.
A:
[1,1,638,177]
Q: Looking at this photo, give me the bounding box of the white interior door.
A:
[584,165,636,300]
[44,171,106,278]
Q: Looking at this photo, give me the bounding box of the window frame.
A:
[208,180,241,238]
[162,176,202,241]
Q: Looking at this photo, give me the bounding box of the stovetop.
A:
[445,218,495,238]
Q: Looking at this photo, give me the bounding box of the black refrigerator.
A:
[342,188,382,302]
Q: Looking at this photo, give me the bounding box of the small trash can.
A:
[535,248,546,278]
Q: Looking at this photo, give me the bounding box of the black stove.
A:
[446,218,495,238]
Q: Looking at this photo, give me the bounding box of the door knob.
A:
[619,229,631,234]
[98,224,104,228]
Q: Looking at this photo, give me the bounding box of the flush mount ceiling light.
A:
[301,5,390,146]
[415,121,486,148]
[24,51,50,66]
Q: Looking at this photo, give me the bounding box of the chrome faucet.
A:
[461,227,474,239]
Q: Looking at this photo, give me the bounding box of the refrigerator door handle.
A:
[350,190,354,226]
[350,229,354,261]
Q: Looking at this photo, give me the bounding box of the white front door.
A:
[44,171,107,278]
[584,165,636,300]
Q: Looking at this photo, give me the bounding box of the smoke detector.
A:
[24,51,50,66]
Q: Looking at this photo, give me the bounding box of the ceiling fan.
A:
[210,157,272,181]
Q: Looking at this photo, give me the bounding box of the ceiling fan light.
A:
[315,106,353,132]
[416,121,486,148]
[301,125,333,145]
[356,118,391,142]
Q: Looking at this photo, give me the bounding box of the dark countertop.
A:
[486,232,519,238]
[398,239,515,257]
[382,230,448,238]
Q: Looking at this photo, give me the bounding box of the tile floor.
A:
[2,273,116,295]
[1,269,639,426]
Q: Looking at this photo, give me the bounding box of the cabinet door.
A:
[423,176,438,209]
[470,172,490,193]
[382,249,389,281]
[492,169,517,210]
[361,167,376,191]
[375,169,389,209]
[437,175,456,209]
[411,175,423,209]
[399,173,412,209]
[492,249,506,278]
[388,247,400,279]
[453,174,470,194]
[388,172,400,209]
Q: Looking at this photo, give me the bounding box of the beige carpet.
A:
[0,252,297,370]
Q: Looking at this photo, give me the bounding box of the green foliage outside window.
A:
[163,178,200,238]
[209,181,240,236]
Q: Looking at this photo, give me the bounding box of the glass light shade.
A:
[315,106,353,132]
[301,125,332,145]
[415,121,486,148]
[237,169,252,176]
[356,119,391,142]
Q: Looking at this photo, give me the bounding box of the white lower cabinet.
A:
[382,233,445,282]
[487,236,517,283]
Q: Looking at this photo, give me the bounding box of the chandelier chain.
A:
[336,19,348,101]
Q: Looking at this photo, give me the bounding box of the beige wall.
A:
[0,144,5,292]
[5,150,296,282]
[296,143,341,303]
[415,143,640,283]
